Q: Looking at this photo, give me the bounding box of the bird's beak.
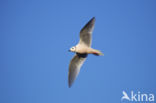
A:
[68,50,71,52]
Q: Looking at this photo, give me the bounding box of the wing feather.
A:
[68,53,87,87]
[79,17,95,47]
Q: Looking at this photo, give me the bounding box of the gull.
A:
[68,17,104,88]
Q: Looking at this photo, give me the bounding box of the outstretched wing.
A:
[79,17,95,47]
[68,53,87,87]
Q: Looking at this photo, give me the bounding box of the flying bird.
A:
[68,17,104,88]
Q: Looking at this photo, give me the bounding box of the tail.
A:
[92,49,104,56]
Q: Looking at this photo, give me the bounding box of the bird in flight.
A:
[68,17,104,88]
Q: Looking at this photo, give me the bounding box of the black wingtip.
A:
[68,76,73,88]
[92,17,95,20]
[68,81,72,88]
[68,84,71,88]
[80,17,96,33]
[85,17,96,25]
[90,17,95,23]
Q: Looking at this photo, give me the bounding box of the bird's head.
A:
[69,46,76,52]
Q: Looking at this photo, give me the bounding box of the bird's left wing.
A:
[79,17,95,47]
[68,53,87,87]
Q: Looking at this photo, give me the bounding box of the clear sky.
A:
[0,0,156,103]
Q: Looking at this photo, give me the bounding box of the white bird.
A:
[68,17,104,88]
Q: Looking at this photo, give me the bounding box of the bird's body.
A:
[75,44,103,55]
[68,17,104,87]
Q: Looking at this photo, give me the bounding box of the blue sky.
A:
[0,0,156,103]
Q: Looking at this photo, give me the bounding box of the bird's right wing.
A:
[68,53,87,88]
[79,17,95,47]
